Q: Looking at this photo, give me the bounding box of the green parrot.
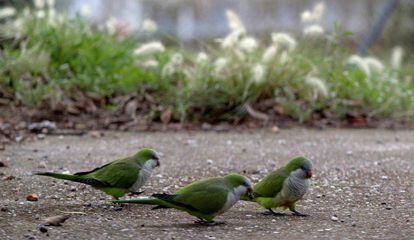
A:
[35,148,160,199]
[114,173,253,225]
[242,156,312,216]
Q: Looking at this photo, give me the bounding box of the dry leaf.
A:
[44,215,70,226]
[26,194,39,201]
[160,107,172,124]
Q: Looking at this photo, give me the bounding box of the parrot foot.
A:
[194,220,225,226]
[128,191,145,197]
[291,210,308,217]
[262,209,286,216]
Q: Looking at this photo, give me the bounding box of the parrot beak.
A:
[306,170,312,178]
[247,187,254,200]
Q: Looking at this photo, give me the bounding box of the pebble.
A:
[37,134,46,140]
[38,225,48,233]
[206,159,214,165]
[331,215,339,221]
[38,161,47,169]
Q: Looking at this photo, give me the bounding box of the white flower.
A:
[133,41,165,56]
[80,5,90,17]
[279,51,289,64]
[162,63,175,77]
[34,0,45,9]
[170,53,183,66]
[142,18,157,33]
[225,9,246,35]
[305,76,328,98]
[220,29,243,49]
[46,0,55,8]
[36,10,46,19]
[347,55,370,77]
[262,45,278,63]
[196,52,209,63]
[301,10,313,23]
[313,2,325,21]
[105,17,118,35]
[390,46,404,70]
[364,57,384,73]
[213,58,228,77]
[300,1,325,23]
[239,37,258,52]
[252,64,265,84]
[271,33,297,52]
[0,7,16,19]
[142,59,159,68]
[303,24,324,36]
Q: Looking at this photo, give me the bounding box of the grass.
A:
[0,5,413,124]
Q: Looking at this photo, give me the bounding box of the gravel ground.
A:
[0,129,413,239]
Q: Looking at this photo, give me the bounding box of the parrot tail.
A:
[113,197,165,206]
[35,172,108,187]
[114,194,197,212]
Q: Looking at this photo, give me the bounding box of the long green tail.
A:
[114,197,165,205]
[35,172,107,187]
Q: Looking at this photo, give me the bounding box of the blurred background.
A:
[0,0,413,134]
[2,0,414,48]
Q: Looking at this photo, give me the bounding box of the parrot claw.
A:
[194,220,225,226]
[291,210,308,217]
[262,209,286,216]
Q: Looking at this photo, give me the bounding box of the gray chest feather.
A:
[281,175,309,203]
[130,167,152,191]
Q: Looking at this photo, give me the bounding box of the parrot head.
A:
[285,156,312,179]
[134,148,161,168]
[224,173,254,199]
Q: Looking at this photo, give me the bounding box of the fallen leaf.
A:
[89,131,102,138]
[160,107,172,124]
[44,215,70,226]
[26,194,39,201]
[2,175,15,180]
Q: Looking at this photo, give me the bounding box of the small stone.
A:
[89,131,103,138]
[206,159,214,165]
[235,227,243,230]
[271,126,279,133]
[346,150,353,155]
[38,225,48,233]
[37,134,46,140]
[15,135,24,142]
[26,194,39,202]
[38,161,47,169]
[331,215,339,221]
[381,176,389,180]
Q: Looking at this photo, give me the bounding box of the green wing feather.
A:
[253,167,288,197]
[79,159,140,189]
[172,178,229,215]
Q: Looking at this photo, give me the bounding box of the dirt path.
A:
[0,129,413,239]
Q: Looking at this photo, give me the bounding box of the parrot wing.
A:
[76,160,140,189]
[169,178,229,214]
[253,167,289,198]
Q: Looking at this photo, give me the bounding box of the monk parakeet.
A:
[114,173,253,225]
[35,148,160,199]
[243,156,312,216]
